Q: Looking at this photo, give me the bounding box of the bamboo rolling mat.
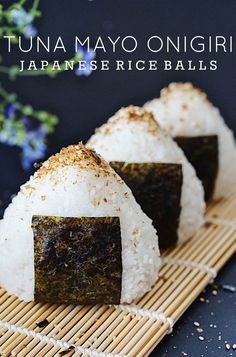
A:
[0,193,236,357]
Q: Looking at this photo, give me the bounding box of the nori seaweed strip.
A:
[110,162,183,248]
[174,135,218,201]
[32,216,122,305]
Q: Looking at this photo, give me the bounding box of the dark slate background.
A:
[0,1,236,356]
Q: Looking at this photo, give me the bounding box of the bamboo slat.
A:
[0,193,235,357]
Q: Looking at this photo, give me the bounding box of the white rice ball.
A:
[87,106,205,244]
[144,82,236,199]
[0,144,160,304]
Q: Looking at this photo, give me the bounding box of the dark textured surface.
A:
[175,136,219,201]
[32,215,122,305]
[110,162,182,248]
[151,253,236,357]
[0,1,235,355]
[0,0,236,213]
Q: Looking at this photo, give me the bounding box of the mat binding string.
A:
[111,305,174,334]
[0,320,127,357]
[0,194,236,356]
[206,217,236,228]
[162,257,218,279]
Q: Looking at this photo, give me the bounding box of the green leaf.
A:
[22,105,33,116]
[9,66,20,80]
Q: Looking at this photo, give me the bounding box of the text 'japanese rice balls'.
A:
[144,82,236,200]
[0,144,160,305]
[87,106,205,249]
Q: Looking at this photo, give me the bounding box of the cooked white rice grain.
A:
[87,106,205,243]
[144,82,236,199]
[0,144,160,304]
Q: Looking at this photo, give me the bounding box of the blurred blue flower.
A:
[0,117,17,146]
[23,24,38,39]
[20,125,47,169]
[11,8,37,38]
[4,103,15,120]
[75,44,96,77]
[21,117,32,131]
[11,8,33,26]
[0,126,17,146]
[0,115,48,170]
[21,138,46,170]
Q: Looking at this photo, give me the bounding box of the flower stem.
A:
[0,85,12,100]
[31,0,40,13]
[19,0,27,5]
[0,84,17,102]
[0,53,82,79]
[0,67,11,75]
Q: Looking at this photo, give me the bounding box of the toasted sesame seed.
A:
[194,321,200,327]
[198,336,204,341]
[226,343,231,350]
[33,143,111,182]
[197,328,203,333]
